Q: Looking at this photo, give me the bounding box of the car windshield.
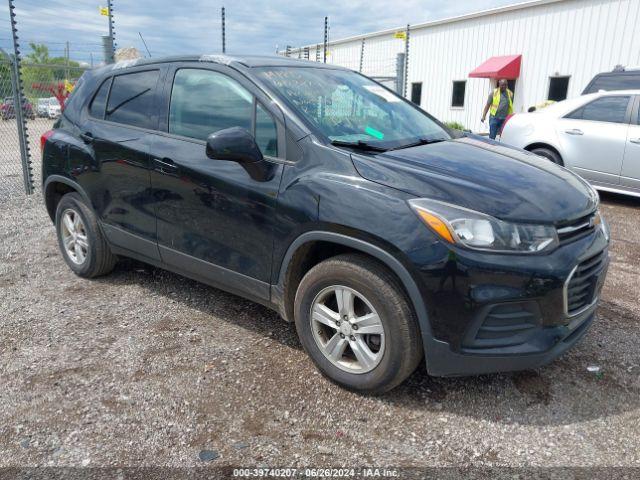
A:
[255,66,450,149]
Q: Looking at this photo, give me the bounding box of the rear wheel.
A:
[294,254,423,394]
[55,192,117,278]
[531,147,563,165]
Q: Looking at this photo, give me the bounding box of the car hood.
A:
[351,135,598,224]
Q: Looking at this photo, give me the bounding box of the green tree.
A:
[26,42,51,64]
[21,43,82,101]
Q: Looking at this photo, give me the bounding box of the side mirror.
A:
[206,127,263,164]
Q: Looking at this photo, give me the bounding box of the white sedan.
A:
[500,90,640,198]
[47,98,61,119]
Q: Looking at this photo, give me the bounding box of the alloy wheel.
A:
[310,285,385,374]
[60,208,89,265]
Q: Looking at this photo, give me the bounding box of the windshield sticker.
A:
[365,126,384,140]
[363,85,401,103]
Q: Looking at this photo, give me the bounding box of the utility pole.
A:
[359,38,365,73]
[221,7,226,54]
[323,16,328,63]
[65,41,69,79]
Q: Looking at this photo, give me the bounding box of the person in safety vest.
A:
[481,79,513,139]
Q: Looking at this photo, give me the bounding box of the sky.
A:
[1,0,519,65]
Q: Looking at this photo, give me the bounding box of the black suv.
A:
[582,66,640,94]
[42,55,610,393]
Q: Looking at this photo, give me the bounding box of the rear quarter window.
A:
[89,78,112,119]
[106,70,160,129]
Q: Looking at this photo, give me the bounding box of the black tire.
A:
[531,147,563,165]
[55,192,117,278]
[294,254,423,394]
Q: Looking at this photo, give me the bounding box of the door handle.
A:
[565,129,584,136]
[153,157,178,174]
[80,132,94,144]
[630,138,640,145]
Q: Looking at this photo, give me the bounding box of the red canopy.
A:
[469,55,522,79]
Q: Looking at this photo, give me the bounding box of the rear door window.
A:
[566,96,630,124]
[106,70,159,129]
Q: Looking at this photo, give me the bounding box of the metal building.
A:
[288,0,640,133]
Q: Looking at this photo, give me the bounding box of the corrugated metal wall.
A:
[292,0,640,133]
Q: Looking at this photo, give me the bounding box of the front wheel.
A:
[294,254,423,394]
[531,147,563,165]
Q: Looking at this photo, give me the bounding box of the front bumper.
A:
[423,301,596,376]
[411,227,609,376]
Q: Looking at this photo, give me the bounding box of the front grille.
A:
[565,249,607,315]
[557,213,596,246]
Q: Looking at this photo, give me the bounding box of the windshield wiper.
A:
[387,138,447,151]
[330,140,389,152]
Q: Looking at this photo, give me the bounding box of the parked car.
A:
[501,90,640,198]
[46,98,61,119]
[41,55,610,393]
[582,66,640,94]
[1,97,35,120]
[37,97,61,119]
[36,98,50,117]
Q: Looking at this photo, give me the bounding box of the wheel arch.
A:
[43,175,93,223]
[274,231,435,342]
[524,142,564,165]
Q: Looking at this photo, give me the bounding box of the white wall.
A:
[293,0,640,133]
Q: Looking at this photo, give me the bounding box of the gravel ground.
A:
[1,190,639,472]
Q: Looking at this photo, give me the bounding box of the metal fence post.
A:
[403,24,410,98]
[323,17,328,63]
[7,0,33,194]
[395,53,405,95]
[221,6,226,53]
[108,0,116,59]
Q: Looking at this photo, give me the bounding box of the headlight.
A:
[595,210,610,242]
[409,198,559,253]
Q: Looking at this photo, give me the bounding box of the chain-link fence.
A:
[0,0,109,198]
[0,57,25,196]
[0,59,88,197]
[22,63,88,188]
[285,29,410,96]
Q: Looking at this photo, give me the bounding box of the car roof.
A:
[593,70,640,76]
[589,89,640,95]
[91,54,346,76]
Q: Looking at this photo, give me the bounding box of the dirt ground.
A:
[1,188,639,473]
